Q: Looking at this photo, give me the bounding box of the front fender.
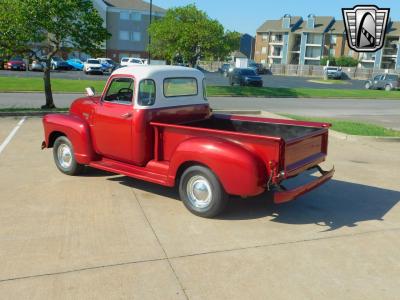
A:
[42,114,96,164]
[169,137,266,197]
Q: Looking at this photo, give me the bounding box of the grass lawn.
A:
[281,114,400,137]
[1,76,400,99]
[207,86,400,99]
[0,77,106,94]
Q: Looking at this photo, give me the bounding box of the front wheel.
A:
[53,136,84,176]
[179,165,228,218]
[365,82,371,89]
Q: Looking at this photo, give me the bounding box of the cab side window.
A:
[104,77,134,104]
[138,79,156,106]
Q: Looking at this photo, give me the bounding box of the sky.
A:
[154,0,400,34]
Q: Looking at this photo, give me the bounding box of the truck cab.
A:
[42,66,334,218]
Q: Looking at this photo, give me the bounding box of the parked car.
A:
[51,57,72,71]
[120,57,146,67]
[324,66,343,79]
[83,59,104,75]
[255,63,267,74]
[67,58,84,71]
[97,58,117,73]
[219,63,232,76]
[42,66,334,218]
[365,74,400,91]
[4,57,26,71]
[229,68,263,87]
[29,59,46,72]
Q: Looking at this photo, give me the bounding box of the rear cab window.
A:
[104,77,134,104]
[138,79,156,106]
[163,77,198,97]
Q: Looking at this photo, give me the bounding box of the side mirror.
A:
[85,87,95,97]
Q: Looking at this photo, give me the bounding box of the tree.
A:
[148,4,240,66]
[0,0,110,108]
[320,56,337,66]
[336,56,359,67]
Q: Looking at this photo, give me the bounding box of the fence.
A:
[199,61,398,80]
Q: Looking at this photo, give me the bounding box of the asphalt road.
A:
[0,69,367,89]
[0,92,399,130]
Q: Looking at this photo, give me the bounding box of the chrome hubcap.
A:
[187,175,212,209]
[57,144,72,169]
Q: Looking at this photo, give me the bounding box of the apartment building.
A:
[92,0,166,61]
[255,15,400,70]
[254,15,303,65]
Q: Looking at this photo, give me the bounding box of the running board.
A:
[89,158,171,186]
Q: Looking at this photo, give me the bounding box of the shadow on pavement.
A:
[100,170,399,231]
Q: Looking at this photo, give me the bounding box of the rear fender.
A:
[168,137,266,197]
[42,114,96,164]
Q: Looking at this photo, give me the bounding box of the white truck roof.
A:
[110,65,207,109]
[112,65,204,82]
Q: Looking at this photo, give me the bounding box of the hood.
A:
[9,60,25,64]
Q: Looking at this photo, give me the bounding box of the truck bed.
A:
[187,115,322,141]
[151,114,330,180]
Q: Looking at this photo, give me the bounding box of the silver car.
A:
[29,59,46,72]
[365,74,400,91]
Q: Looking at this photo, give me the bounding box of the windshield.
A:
[53,57,62,61]
[240,69,257,76]
[327,67,338,71]
[87,59,100,64]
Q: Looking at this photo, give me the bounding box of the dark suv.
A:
[229,68,263,87]
[365,74,400,91]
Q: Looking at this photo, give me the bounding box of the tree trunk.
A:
[42,63,55,109]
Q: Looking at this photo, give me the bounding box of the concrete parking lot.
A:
[0,116,399,299]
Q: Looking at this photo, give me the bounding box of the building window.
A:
[306,33,322,45]
[271,34,283,42]
[261,47,267,54]
[270,46,282,57]
[119,31,129,41]
[348,50,354,57]
[131,12,141,21]
[329,48,335,56]
[305,47,321,58]
[261,59,266,64]
[120,12,130,20]
[330,34,337,45]
[262,34,268,41]
[131,32,141,42]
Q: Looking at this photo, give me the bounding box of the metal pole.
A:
[148,0,153,64]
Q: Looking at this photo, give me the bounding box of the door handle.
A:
[121,112,133,118]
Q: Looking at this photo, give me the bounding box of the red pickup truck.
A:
[42,66,334,218]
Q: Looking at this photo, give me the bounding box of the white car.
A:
[84,59,104,75]
[120,57,147,67]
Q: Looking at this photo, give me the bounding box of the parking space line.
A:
[0,117,27,155]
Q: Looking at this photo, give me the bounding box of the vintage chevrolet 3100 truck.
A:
[42,66,334,218]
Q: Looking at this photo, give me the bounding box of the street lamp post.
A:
[148,0,153,65]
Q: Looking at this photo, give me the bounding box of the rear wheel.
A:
[385,84,392,91]
[179,165,228,218]
[53,136,84,176]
